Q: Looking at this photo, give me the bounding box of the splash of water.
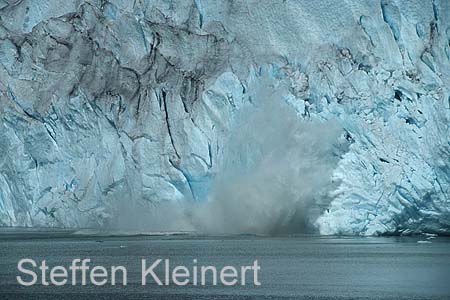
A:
[190,81,344,234]
[113,74,345,235]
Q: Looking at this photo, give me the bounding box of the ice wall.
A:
[0,0,449,235]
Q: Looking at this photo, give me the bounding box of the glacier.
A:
[0,0,449,235]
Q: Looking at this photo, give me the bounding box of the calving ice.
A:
[16,258,261,287]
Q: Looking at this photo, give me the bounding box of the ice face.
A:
[0,1,449,235]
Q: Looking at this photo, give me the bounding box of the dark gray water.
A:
[0,229,449,299]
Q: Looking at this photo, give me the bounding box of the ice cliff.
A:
[0,0,449,235]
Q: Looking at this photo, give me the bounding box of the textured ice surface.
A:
[0,0,449,234]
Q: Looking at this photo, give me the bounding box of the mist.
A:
[189,82,344,234]
[112,77,345,235]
